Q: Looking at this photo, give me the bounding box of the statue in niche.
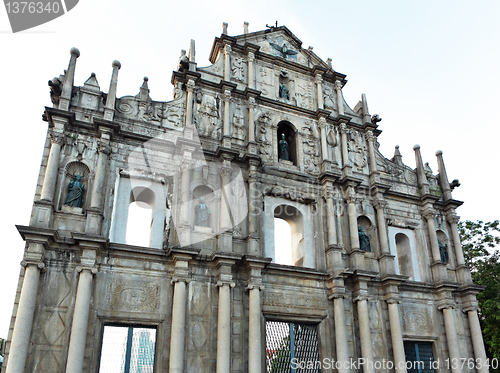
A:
[195,198,211,227]
[278,134,290,161]
[358,227,371,252]
[177,49,189,72]
[64,174,85,208]
[279,83,289,101]
[438,240,449,264]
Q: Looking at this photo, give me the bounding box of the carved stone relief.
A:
[231,57,244,82]
[401,304,434,334]
[294,78,314,110]
[196,95,221,138]
[257,113,272,163]
[323,84,336,110]
[257,66,273,97]
[347,130,367,172]
[303,139,319,174]
[105,280,160,312]
[232,105,245,140]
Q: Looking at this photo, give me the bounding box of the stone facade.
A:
[3,24,489,373]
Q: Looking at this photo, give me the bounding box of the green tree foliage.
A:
[458,220,500,370]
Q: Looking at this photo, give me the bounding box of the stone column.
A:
[185,79,195,127]
[169,279,188,373]
[355,296,374,373]
[440,305,462,373]
[90,141,111,209]
[65,265,97,373]
[219,161,233,251]
[339,123,350,174]
[423,209,441,263]
[247,161,260,255]
[365,131,377,174]
[248,284,264,373]
[332,295,350,373]
[316,74,324,109]
[224,44,231,81]
[319,117,329,163]
[446,212,465,266]
[5,259,44,373]
[324,186,337,248]
[179,162,192,226]
[223,89,232,143]
[335,80,344,116]
[247,52,255,89]
[104,60,121,121]
[374,200,390,255]
[248,97,256,143]
[387,300,407,373]
[216,261,235,373]
[346,187,359,250]
[464,307,489,373]
[40,132,64,202]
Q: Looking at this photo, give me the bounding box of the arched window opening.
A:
[274,217,293,265]
[395,233,414,279]
[274,204,304,266]
[125,187,155,247]
[277,121,297,165]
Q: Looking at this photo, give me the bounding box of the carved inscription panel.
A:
[105,280,160,312]
[401,304,434,334]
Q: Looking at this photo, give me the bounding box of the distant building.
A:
[2,22,488,373]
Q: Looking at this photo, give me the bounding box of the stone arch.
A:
[192,185,216,230]
[274,204,305,266]
[277,121,297,165]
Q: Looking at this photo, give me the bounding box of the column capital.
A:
[386,298,402,305]
[186,79,196,92]
[422,209,437,220]
[75,265,98,275]
[245,283,265,291]
[446,212,460,224]
[340,122,348,134]
[318,116,327,127]
[21,260,45,270]
[315,73,323,84]
[329,293,349,300]
[335,80,342,91]
[322,185,334,200]
[346,186,356,204]
[217,280,236,288]
[49,131,65,145]
[437,302,456,311]
[171,276,192,285]
[224,44,232,54]
[248,96,256,107]
[220,166,232,178]
[365,130,375,142]
[373,198,387,210]
[247,51,255,61]
[223,89,232,100]
[463,305,480,313]
[352,295,371,303]
[97,142,111,155]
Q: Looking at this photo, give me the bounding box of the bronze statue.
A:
[195,198,211,227]
[64,175,85,208]
[279,83,289,100]
[438,240,449,264]
[177,50,189,72]
[358,227,371,252]
[278,134,290,161]
[270,42,298,59]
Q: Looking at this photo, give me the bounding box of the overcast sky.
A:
[0,0,499,338]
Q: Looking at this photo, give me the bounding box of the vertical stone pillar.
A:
[219,161,233,251]
[89,141,111,209]
[247,161,260,255]
[323,186,337,248]
[316,73,324,109]
[222,89,232,148]
[179,162,192,226]
[185,79,195,127]
[319,117,329,163]
[248,97,256,143]
[335,80,344,115]
[413,145,430,195]
[59,47,80,111]
[387,300,407,373]
[436,150,452,201]
[40,132,64,202]
[446,212,472,284]
[355,296,374,373]
[65,264,97,373]
[5,257,44,373]
[464,307,489,373]
[247,52,255,89]
[374,200,390,255]
[332,295,350,373]
[440,305,462,373]
[216,260,235,373]
[339,123,351,174]
[103,60,121,121]
[169,279,188,373]
[346,186,359,250]
[423,209,441,263]
[224,44,231,81]
[365,131,378,174]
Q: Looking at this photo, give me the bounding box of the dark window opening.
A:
[404,341,435,373]
[266,321,320,372]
